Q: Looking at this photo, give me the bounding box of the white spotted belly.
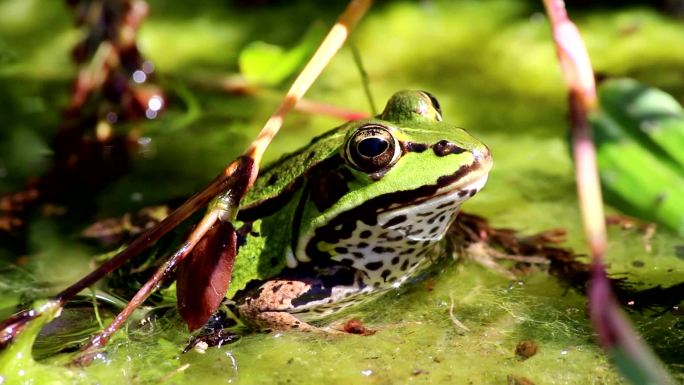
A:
[289,175,488,319]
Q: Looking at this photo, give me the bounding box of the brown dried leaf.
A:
[176,220,236,331]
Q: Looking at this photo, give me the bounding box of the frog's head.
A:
[342,90,491,182]
[296,90,492,285]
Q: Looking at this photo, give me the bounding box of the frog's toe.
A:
[183,329,241,353]
[183,307,245,352]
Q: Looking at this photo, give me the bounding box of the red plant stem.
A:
[60,0,375,314]
[569,95,607,262]
[542,0,605,264]
[73,200,225,365]
[56,158,247,306]
[244,0,372,170]
[295,98,371,121]
[543,2,675,384]
[71,0,373,364]
[188,76,371,121]
[73,156,252,365]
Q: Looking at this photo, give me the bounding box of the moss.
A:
[0,1,682,383]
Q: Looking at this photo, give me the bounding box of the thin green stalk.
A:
[351,42,377,115]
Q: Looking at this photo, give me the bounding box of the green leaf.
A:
[592,78,684,234]
[0,301,75,385]
[238,23,324,87]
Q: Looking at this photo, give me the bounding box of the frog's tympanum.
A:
[198,91,492,335]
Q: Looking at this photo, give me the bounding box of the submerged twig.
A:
[74,207,225,364]
[158,363,191,384]
[452,212,683,311]
[448,293,470,333]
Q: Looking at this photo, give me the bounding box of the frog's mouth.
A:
[381,165,489,214]
[383,147,492,211]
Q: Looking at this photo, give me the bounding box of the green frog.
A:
[193,90,492,338]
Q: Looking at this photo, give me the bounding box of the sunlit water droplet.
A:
[145,95,164,119]
[137,136,152,146]
[132,70,147,83]
[142,61,154,74]
[148,95,163,111]
[106,111,118,124]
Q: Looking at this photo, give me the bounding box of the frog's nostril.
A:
[433,140,465,157]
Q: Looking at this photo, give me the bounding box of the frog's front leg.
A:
[237,279,320,332]
[185,279,320,352]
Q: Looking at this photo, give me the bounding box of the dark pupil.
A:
[358,137,388,157]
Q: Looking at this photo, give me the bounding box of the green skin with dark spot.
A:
[223,90,492,325]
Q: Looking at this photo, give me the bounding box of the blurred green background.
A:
[0,1,683,384]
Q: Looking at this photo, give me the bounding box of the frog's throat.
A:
[299,161,490,263]
[287,177,486,319]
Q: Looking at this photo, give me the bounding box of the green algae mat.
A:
[0,1,682,384]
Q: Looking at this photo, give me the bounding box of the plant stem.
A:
[351,43,377,115]
[70,0,373,365]
[542,1,674,384]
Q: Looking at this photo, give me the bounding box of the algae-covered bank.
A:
[0,1,682,384]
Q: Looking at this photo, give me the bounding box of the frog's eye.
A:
[345,124,401,173]
[419,90,443,120]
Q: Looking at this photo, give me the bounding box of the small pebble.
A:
[675,245,684,260]
[515,340,539,360]
[343,318,376,336]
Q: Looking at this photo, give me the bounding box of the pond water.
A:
[0,1,682,384]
